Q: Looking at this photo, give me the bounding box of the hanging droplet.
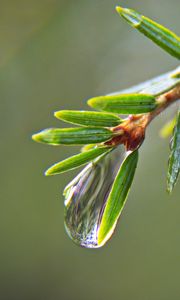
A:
[63,146,125,248]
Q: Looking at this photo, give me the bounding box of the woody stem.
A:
[145,83,180,126]
[106,84,180,150]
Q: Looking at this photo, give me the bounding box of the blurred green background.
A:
[0,0,180,299]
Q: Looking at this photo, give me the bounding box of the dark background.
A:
[0,0,180,299]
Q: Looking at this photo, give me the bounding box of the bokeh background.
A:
[1,0,180,299]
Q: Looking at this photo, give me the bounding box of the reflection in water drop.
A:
[64,147,125,248]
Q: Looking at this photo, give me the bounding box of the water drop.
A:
[64,146,125,248]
